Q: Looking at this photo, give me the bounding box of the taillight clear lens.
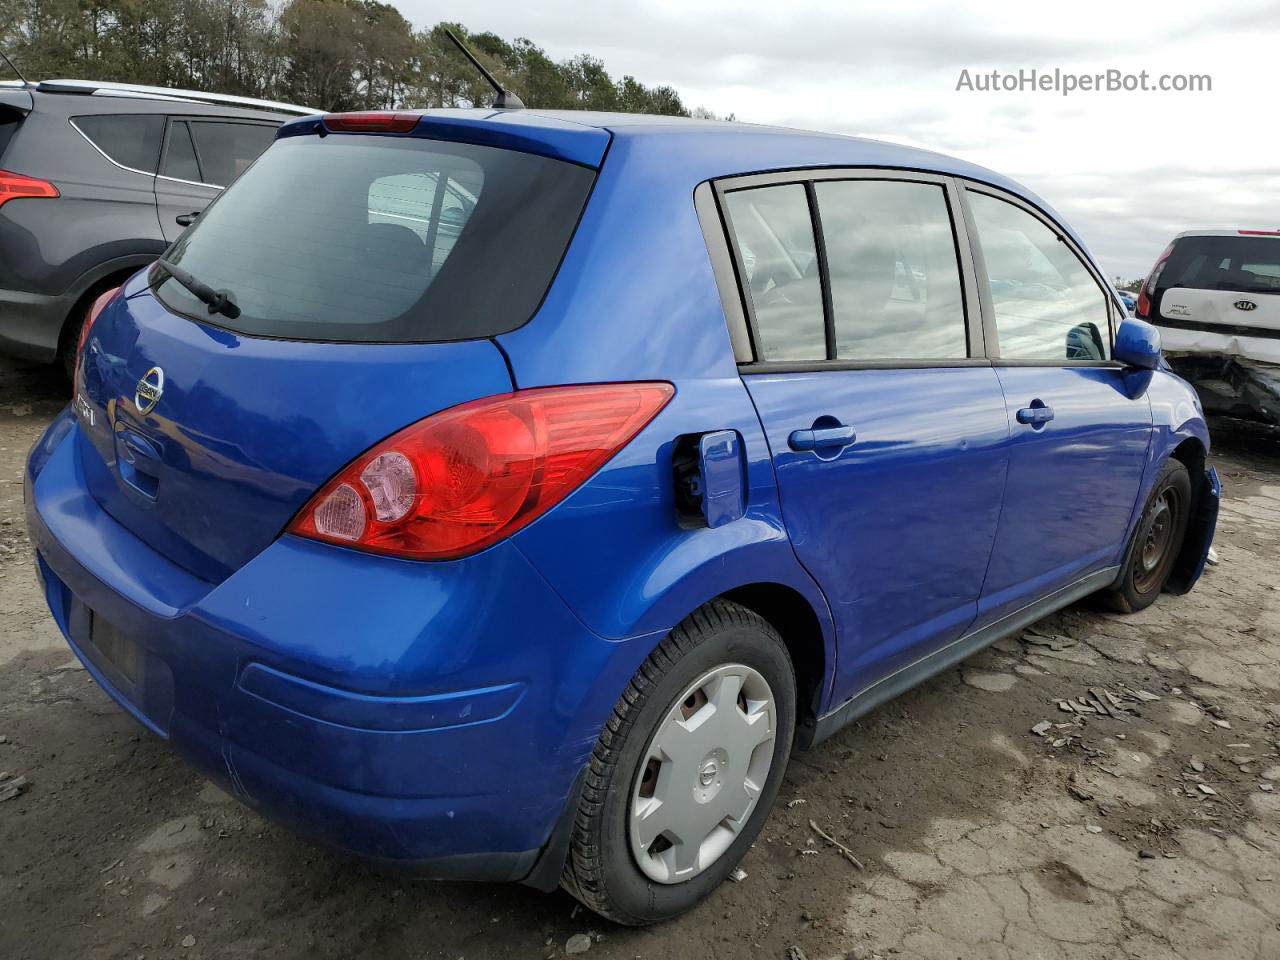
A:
[288,383,674,560]
[75,285,121,384]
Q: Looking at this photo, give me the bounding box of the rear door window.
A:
[1162,235,1280,296]
[155,134,596,342]
[814,179,967,360]
[723,184,825,361]
[187,121,277,187]
[73,114,165,173]
[968,192,1111,362]
[161,121,201,182]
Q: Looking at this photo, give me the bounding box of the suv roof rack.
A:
[35,79,317,117]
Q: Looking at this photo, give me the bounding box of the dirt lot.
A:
[1,355,1278,960]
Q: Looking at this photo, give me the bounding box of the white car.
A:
[1137,228,1280,422]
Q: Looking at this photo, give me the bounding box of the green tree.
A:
[0,2,705,117]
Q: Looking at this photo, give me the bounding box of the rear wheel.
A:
[1106,458,1191,613]
[56,276,130,383]
[562,599,795,925]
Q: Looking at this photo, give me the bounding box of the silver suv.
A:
[0,79,313,374]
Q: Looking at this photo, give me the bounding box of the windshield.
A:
[154,133,596,342]
[1161,235,1280,297]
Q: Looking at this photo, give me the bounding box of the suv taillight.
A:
[75,286,121,385]
[1136,242,1174,319]
[0,169,59,208]
[288,383,674,560]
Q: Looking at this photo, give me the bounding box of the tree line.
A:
[0,0,707,116]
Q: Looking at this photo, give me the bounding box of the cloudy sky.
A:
[402,0,1279,281]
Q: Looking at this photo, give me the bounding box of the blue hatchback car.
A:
[25,108,1218,924]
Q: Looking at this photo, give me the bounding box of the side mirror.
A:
[1115,317,1161,370]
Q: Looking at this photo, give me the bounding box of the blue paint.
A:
[24,109,1214,884]
[697,430,746,529]
[1115,317,1163,370]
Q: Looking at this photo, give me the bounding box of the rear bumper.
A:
[0,286,68,362]
[1165,354,1280,425]
[1158,323,1280,366]
[24,410,650,881]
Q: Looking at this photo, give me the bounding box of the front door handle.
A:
[789,423,857,452]
[1016,402,1055,427]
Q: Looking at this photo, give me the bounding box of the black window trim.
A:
[955,179,1123,369]
[158,118,210,189]
[704,166,986,370]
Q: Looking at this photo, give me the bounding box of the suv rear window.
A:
[72,114,165,173]
[1161,235,1280,297]
[154,134,595,342]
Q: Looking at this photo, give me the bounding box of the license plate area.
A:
[89,614,142,687]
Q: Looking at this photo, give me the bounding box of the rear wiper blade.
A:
[154,258,241,320]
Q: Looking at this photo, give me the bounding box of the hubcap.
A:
[628,663,776,884]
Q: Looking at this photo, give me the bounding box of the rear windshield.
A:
[154,133,596,342]
[1161,235,1280,297]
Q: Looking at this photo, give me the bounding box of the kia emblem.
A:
[1234,299,1258,312]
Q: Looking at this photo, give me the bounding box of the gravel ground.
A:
[1,355,1278,960]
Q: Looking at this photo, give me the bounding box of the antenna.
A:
[0,50,28,86]
[443,29,524,110]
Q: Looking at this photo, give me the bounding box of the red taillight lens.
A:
[75,286,120,384]
[0,169,59,208]
[1135,242,1175,319]
[289,383,675,560]
[323,112,420,133]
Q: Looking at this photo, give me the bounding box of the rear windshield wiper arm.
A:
[155,258,241,320]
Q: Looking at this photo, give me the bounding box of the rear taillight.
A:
[323,112,420,133]
[0,169,59,208]
[1136,241,1175,319]
[288,383,675,560]
[75,286,120,384]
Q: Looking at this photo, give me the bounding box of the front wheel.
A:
[562,599,795,925]
[1105,458,1192,613]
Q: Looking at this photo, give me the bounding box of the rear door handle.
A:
[1016,403,1055,426]
[788,423,857,452]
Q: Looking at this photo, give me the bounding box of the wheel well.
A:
[57,269,139,358]
[1170,436,1205,478]
[720,583,827,722]
[1166,436,1211,593]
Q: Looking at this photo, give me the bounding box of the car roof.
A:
[26,79,317,117]
[379,108,1079,246]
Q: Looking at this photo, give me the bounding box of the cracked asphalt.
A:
[1,355,1278,960]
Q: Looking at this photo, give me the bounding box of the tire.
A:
[561,599,796,925]
[1105,458,1192,613]
[56,307,85,383]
